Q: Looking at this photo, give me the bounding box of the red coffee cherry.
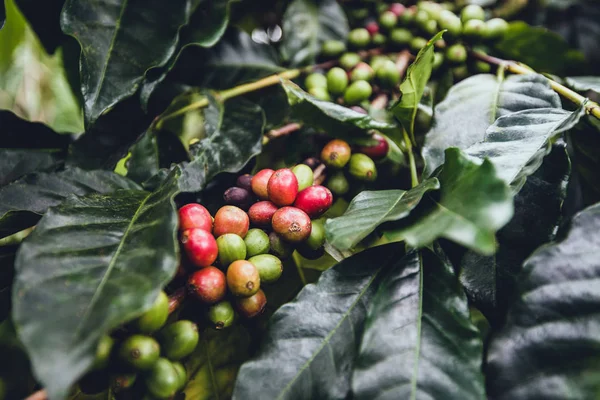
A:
[181,229,218,268]
[389,3,406,16]
[293,186,333,218]
[248,201,278,227]
[251,169,275,200]
[213,206,249,238]
[365,21,379,36]
[356,134,389,160]
[187,266,226,304]
[267,168,299,206]
[178,203,212,232]
[271,207,312,243]
[235,289,267,318]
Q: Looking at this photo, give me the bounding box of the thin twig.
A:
[395,50,413,81]
[266,123,303,139]
[168,287,187,314]
[313,164,327,186]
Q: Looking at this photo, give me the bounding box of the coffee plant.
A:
[1,0,599,398]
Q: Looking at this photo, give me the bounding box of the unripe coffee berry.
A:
[327,171,350,196]
[350,62,374,82]
[390,28,413,46]
[178,203,212,232]
[251,169,274,200]
[375,60,400,88]
[268,168,299,206]
[236,174,253,192]
[244,228,270,258]
[321,139,352,169]
[474,60,492,73]
[349,153,378,182]
[433,52,445,71]
[207,301,235,329]
[248,201,278,226]
[327,67,349,95]
[305,73,327,90]
[172,362,187,390]
[321,39,346,57]
[423,19,438,36]
[357,133,389,159]
[249,254,283,284]
[309,87,331,101]
[93,335,114,370]
[446,43,467,64]
[379,11,397,31]
[187,266,226,304]
[484,18,508,40]
[399,6,415,24]
[348,28,371,49]
[339,52,361,70]
[344,80,372,105]
[158,320,199,360]
[414,10,430,28]
[410,37,428,52]
[144,358,180,399]
[452,65,470,81]
[223,187,254,211]
[272,207,312,242]
[181,228,218,268]
[304,219,326,250]
[294,186,333,218]
[269,232,295,259]
[372,33,387,46]
[133,290,169,333]
[235,289,267,319]
[216,233,247,267]
[227,260,261,297]
[463,19,486,40]
[118,335,160,370]
[438,11,462,38]
[213,205,249,238]
[292,164,314,191]
[461,4,485,22]
[365,21,379,36]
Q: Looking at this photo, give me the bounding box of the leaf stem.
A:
[403,129,419,188]
[470,50,600,120]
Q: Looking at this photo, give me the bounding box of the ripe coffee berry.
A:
[389,3,405,17]
[236,174,253,192]
[357,134,389,160]
[235,289,267,319]
[181,228,218,268]
[178,203,212,232]
[294,186,333,218]
[268,168,299,206]
[223,187,254,211]
[213,205,249,238]
[187,267,227,304]
[251,169,275,200]
[365,21,379,36]
[248,201,278,226]
[272,207,312,242]
[227,260,261,297]
[321,139,352,169]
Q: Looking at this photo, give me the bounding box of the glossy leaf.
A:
[126,131,160,185]
[487,202,600,399]
[0,168,141,238]
[0,150,62,187]
[0,110,71,149]
[280,0,348,67]
[386,148,513,254]
[465,106,585,191]
[282,79,397,144]
[391,31,444,144]
[325,178,440,250]
[422,74,560,175]
[13,169,181,400]
[179,96,265,192]
[233,243,405,400]
[353,248,485,399]
[61,0,190,126]
[569,116,600,207]
[565,76,600,94]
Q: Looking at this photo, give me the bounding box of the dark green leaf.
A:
[422,74,560,175]
[13,169,181,400]
[486,202,600,399]
[386,148,513,254]
[391,31,444,144]
[494,21,588,75]
[233,244,405,400]
[0,110,72,149]
[281,79,397,144]
[565,76,600,94]
[61,0,190,126]
[126,131,160,185]
[280,0,349,67]
[0,150,62,187]
[568,116,600,207]
[464,106,584,191]
[179,96,265,192]
[184,326,251,400]
[353,248,485,399]
[15,0,64,53]
[0,168,141,238]
[325,178,440,250]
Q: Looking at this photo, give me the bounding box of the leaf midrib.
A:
[409,252,424,400]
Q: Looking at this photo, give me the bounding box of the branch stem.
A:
[403,129,419,188]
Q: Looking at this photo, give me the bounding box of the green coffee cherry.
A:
[446,43,467,64]
[309,87,331,101]
[327,67,349,95]
[244,228,270,258]
[249,254,283,284]
[350,63,374,82]
[410,37,428,52]
[292,164,314,191]
[269,232,294,259]
[379,11,398,31]
[326,171,350,195]
[461,4,485,22]
[463,19,486,40]
[414,10,430,29]
[144,358,180,399]
[207,301,235,329]
[370,55,392,71]
[158,320,199,360]
[133,290,169,333]
[118,335,160,370]
[305,220,326,251]
[304,73,327,90]
[351,7,370,21]
[172,362,187,391]
[321,40,346,57]
[217,233,246,267]
[349,154,378,182]
[433,52,444,71]
[344,80,372,105]
[348,28,370,49]
[484,18,509,40]
[372,33,387,46]
[473,60,491,73]
[423,19,438,36]
[93,334,114,370]
[452,65,470,81]
[390,28,413,46]
[376,60,400,88]
[399,7,415,24]
[438,10,462,38]
[339,52,361,70]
